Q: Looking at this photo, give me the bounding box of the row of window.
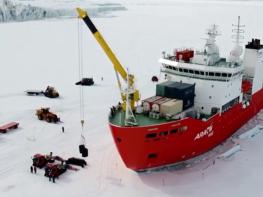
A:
[164,64,233,78]
[145,126,188,139]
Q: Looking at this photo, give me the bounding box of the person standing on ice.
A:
[30,166,33,173]
[52,176,55,183]
[33,166,37,174]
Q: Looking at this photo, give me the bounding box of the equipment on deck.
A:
[76,8,140,126]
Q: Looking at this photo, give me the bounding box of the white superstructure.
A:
[159,58,243,114]
[159,23,246,115]
[159,19,263,116]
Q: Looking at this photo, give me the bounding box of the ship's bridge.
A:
[159,57,244,82]
[159,53,244,115]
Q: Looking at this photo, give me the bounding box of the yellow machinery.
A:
[76,8,140,125]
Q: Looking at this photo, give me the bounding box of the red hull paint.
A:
[109,88,263,171]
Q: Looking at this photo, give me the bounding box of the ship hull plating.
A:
[109,88,263,171]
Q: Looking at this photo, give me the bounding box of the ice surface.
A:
[218,144,241,159]
[238,125,263,139]
[1,1,263,197]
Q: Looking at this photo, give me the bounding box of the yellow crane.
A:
[76,8,140,126]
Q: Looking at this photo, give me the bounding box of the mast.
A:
[204,24,220,66]
[228,16,245,65]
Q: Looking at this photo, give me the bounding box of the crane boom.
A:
[76,8,127,81]
[76,8,140,114]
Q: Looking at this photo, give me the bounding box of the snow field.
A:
[1,1,263,197]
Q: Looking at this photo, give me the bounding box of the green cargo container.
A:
[156,81,174,97]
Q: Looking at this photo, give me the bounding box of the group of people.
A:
[30,165,56,183]
[110,106,117,117]
[110,102,122,117]
[30,152,58,183]
[45,169,56,183]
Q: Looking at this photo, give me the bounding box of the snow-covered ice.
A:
[218,144,241,159]
[1,0,263,197]
[239,125,263,139]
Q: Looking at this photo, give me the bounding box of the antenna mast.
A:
[232,16,245,46]
[229,16,245,65]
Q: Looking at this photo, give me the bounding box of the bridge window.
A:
[215,72,221,77]
[209,72,215,76]
[194,70,200,74]
[200,71,204,75]
[179,68,183,72]
[189,69,194,74]
[222,73,227,77]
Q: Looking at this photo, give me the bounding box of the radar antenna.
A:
[206,24,220,46]
[203,24,221,66]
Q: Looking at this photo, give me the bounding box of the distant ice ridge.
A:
[0,0,58,22]
[0,0,127,23]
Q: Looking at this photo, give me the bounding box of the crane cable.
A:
[77,17,85,145]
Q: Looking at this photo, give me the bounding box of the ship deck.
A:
[109,110,169,127]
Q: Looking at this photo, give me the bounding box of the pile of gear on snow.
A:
[31,152,87,183]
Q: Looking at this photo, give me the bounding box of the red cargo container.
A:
[142,96,162,112]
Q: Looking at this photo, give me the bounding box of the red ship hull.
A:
[109,88,263,171]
